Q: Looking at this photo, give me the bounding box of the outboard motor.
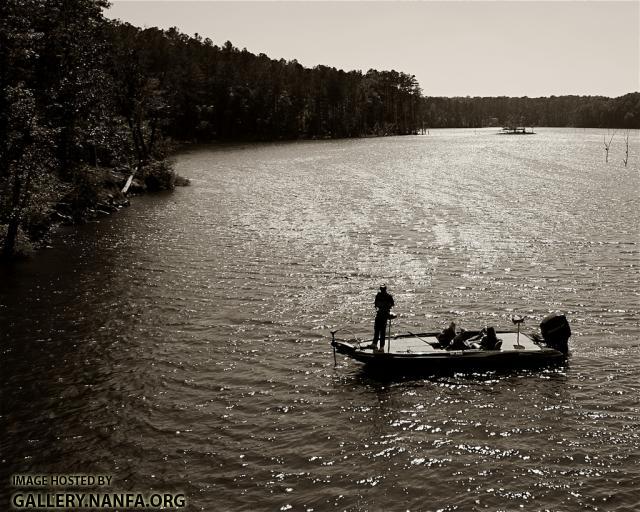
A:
[540,313,571,354]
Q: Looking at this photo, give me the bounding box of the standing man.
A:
[373,284,394,351]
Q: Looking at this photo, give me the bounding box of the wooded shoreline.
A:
[2,0,638,260]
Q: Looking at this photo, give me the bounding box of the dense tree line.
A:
[107,22,422,141]
[107,22,639,139]
[1,0,638,258]
[419,94,640,129]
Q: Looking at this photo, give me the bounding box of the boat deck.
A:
[370,332,542,355]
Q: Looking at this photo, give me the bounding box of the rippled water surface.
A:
[1,128,639,511]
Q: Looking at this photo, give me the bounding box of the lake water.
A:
[1,128,639,511]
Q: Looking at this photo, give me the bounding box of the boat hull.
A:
[331,330,566,374]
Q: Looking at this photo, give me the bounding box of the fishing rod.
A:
[407,331,440,347]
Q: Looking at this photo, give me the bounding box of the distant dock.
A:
[498,126,536,135]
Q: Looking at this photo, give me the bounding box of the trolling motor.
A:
[540,313,571,354]
[330,330,338,366]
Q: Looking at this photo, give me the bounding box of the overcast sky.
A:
[106,1,640,98]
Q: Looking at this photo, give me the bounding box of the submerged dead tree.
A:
[604,130,615,163]
[623,130,629,167]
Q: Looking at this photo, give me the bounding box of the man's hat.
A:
[380,283,387,289]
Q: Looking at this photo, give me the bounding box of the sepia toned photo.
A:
[1,1,638,511]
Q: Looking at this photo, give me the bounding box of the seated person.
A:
[479,326,502,350]
[448,332,471,350]
[437,322,456,347]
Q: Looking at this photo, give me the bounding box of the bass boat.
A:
[330,313,571,373]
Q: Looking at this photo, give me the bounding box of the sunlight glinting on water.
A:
[1,128,639,511]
